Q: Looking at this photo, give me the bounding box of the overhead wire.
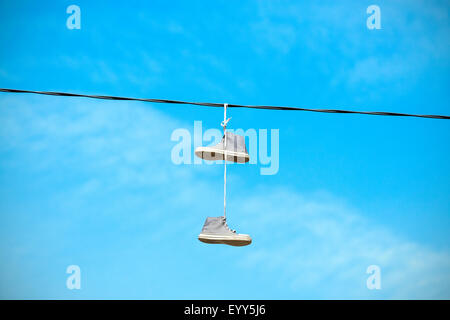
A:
[0,87,449,119]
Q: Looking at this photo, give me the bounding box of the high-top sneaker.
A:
[198,216,252,246]
[195,131,249,163]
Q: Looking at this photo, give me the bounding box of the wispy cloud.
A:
[249,0,450,89]
[238,188,450,299]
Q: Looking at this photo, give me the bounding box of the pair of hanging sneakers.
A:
[195,132,252,246]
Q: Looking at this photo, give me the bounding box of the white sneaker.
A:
[195,132,249,163]
[198,216,252,246]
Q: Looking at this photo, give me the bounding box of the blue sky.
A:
[0,0,449,299]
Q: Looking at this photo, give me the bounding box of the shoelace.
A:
[222,217,236,233]
[220,117,231,128]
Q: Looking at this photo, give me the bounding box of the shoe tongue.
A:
[221,217,236,233]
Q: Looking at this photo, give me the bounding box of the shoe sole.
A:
[198,233,252,247]
[195,147,249,163]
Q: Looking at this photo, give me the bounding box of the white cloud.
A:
[237,188,450,299]
[250,0,450,89]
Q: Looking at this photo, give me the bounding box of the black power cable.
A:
[1,87,449,119]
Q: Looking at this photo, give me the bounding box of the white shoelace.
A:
[222,216,236,233]
[220,117,231,128]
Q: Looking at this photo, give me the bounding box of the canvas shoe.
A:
[198,216,252,246]
[195,131,250,163]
